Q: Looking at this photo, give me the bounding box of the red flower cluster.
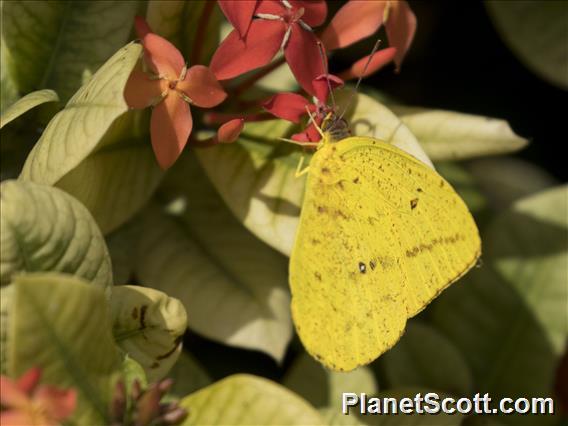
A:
[125,0,416,168]
[0,368,77,426]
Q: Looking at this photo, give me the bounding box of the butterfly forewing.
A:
[289,136,481,372]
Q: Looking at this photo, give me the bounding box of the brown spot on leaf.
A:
[131,307,138,320]
[150,361,160,369]
[139,305,148,329]
[156,337,183,360]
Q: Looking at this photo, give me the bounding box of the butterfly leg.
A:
[295,155,310,178]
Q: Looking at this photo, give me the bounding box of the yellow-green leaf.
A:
[179,374,325,425]
[391,107,528,161]
[432,186,568,426]
[6,273,122,424]
[111,285,187,383]
[136,153,292,361]
[0,89,58,129]
[20,43,163,233]
[0,180,112,292]
[283,352,378,410]
[486,0,568,89]
[378,322,474,396]
[1,1,139,101]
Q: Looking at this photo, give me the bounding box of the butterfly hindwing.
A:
[289,137,481,372]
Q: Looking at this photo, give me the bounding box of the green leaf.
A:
[197,92,432,256]
[167,351,212,398]
[390,107,528,161]
[0,89,58,129]
[0,284,13,373]
[146,0,222,62]
[136,153,292,361]
[432,186,568,425]
[1,1,139,101]
[318,407,367,426]
[0,180,112,292]
[0,36,19,112]
[354,388,464,426]
[106,220,140,285]
[378,322,474,396]
[435,162,489,218]
[20,43,163,234]
[6,273,122,424]
[486,0,568,89]
[283,352,378,410]
[110,285,187,383]
[467,157,557,210]
[179,374,325,425]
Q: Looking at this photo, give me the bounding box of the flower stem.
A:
[191,1,215,65]
[203,111,275,125]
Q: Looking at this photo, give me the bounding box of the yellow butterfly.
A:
[289,114,481,372]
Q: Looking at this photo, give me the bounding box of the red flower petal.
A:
[151,94,192,169]
[292,122,321,142]
[312,74,344,104]
[263,93,311,123]
[218,0,258,38]
[0,376,29,408]
[143,33,185,78]
[124,70,166,109]
[255,0,286,15]
[16,368,41,394]
[177,65,227,108]
[385,0,417,70]
[217,119,245,143]
[134,16,152,39]
[292,0,327,27]
[321,0,387,50]
[337,47,397,81]
[284,25,325,97]
[35,386,77,421]
[210,21,286,81]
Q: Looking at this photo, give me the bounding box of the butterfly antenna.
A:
[316,41,336,112]
[338,38,382,122]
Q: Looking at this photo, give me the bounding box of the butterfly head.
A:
[320,111,351,144]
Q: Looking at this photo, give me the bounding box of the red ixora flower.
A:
[0,367,77,426]
[321,0,416,78]
[125,17,228,169]
[263,73,344,142]
[211,0,327,96]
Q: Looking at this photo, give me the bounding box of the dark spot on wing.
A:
[337,181,344,190]
[311,238,321,245]
[317,205,327,213]
[410,198,419,210]
[358,262,366,273]
[405,233,465,257]
[369,260,376,270]
[440,180,445,187]
[417,188,423,192]
[353,177,360,184]
[322,167,330,174]
[314,271,322,281]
